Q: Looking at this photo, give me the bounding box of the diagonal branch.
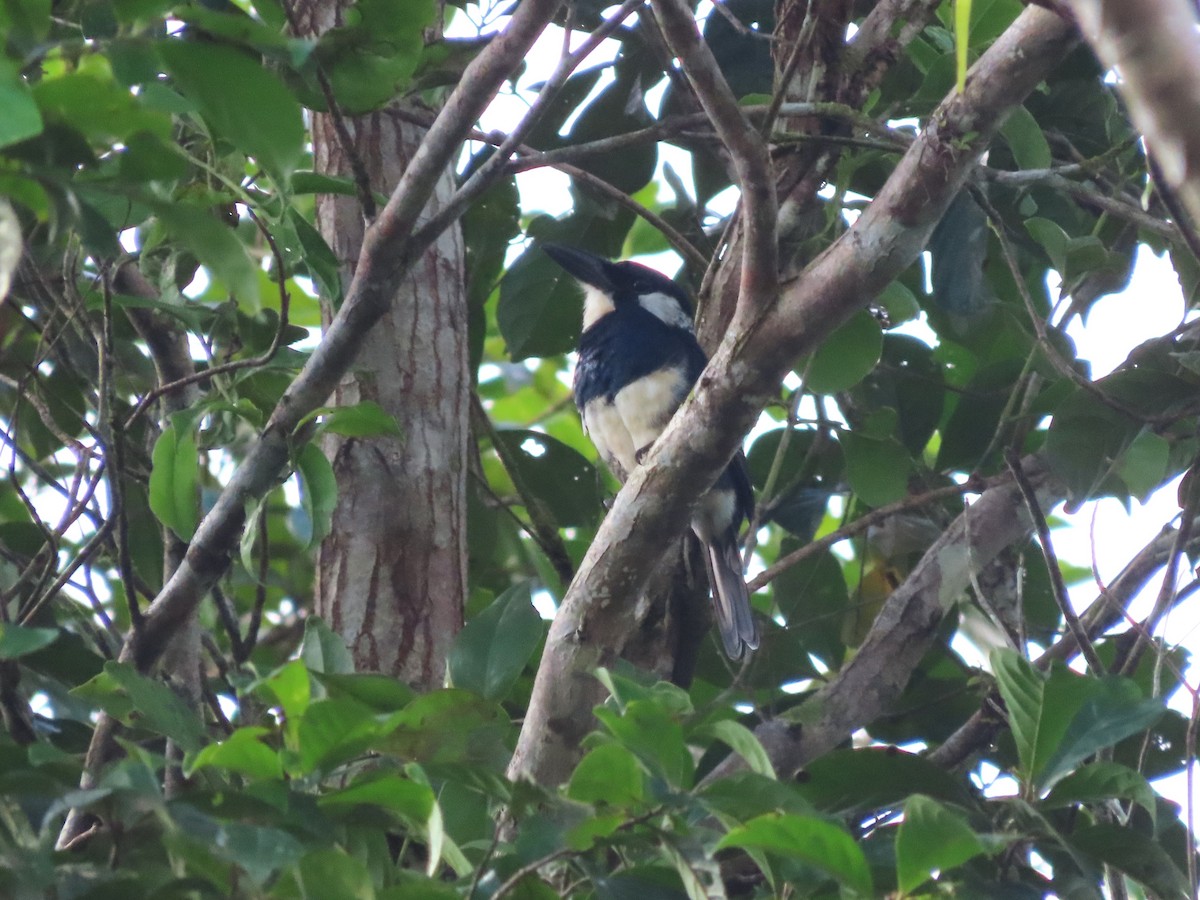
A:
[1065,0,1200,227]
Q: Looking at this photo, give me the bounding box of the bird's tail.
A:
[704,534,759,660]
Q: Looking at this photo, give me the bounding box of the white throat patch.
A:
[582,284,616,330]
[637,291,693,331]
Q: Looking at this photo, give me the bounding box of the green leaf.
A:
[804,311,883,395]
[1039,678,1164,788]
[1042,762,1157,823]
[258,659,311,724]
[299,615,354,675]
[308,400,402,438]
[296,442,337,547]
[186,726,282,780]
[595,699,693,789]
[154,202,259,305]
[312,671,415,713]
[840,432,912,507]
[0,624,58,659]
[1026,217,1070,272]
[148,420,198,540]
[717,813,873,897]
[895,795,989,893]
[76,661,206,752]
[695,720,776,779]
[1118,429,1170,501]
[287,208,343,305]
[319,773,434,822]
[295,697,380,774]
[448,582,543,701]
[1071,823,1191,899]
[1000,105,1051,170]
[0,60,42,148]
[160,40,304,178]
[497,244,586,360]
[568,743,645,808]
[297,847,376,900]
[990,649,1085,790]
[795,747,972,815]
[494,429,603,527]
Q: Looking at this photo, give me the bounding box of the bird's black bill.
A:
[542,243,613,291]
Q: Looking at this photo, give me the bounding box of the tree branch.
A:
[1065,0,1200,226]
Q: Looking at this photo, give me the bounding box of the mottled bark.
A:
[297,6,468,688]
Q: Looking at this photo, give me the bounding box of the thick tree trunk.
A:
[298,4,468,688]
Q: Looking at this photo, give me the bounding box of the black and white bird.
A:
[543,244,759,660]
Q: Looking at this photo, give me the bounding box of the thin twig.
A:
[748,478,985,593]
[1004,449,1103,673]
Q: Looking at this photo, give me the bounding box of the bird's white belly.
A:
[582,368,687,478]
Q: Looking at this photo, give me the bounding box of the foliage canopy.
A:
[1,0,1198,897]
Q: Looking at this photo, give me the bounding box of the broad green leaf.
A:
[695,720,775,779]
[804,311,883,395]
[895,795,988,893]
[296,442,337,547]
[1042,762,1157,823]
[497,244,585,360]
[718,813,873,897]
[258,659,312,725]
[0,60,42,148]
[1071,823,1190,899]
[840,432,912,507]
[595,700,693,789]
[990,649,1086,790]
[1039,678,1164,788]
[0,624,58,659]
[377,689,508,767]
[148,420,198,540]
[297,847,376,900]
[795,747,971,815]
[319,773,434,822]
[299,615,354,675]
[186,726,282,780]
[79,661,206,752]
[312,671,415,713]
[307,400,402,438]
[154,202,259,306]
[1026,217,1070,273]
[287,208,344,305]
[568,743,645,808]
[493,429,603,528]
[1118,429,1170,501]
[1000,105,1051,170]
[295,697,380,774]
[448,582,543,701]
[160,40,304,178]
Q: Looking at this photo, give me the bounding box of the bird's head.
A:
[543,243,694,332]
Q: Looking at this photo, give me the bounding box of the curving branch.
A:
[1065,0,1200,227]
[507,6,1077,790]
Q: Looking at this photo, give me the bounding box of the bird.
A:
[542,243,759,660]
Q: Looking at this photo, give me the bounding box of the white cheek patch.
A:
[637,291,693,331]
[614,367,688,455]
[582,284,616,330]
